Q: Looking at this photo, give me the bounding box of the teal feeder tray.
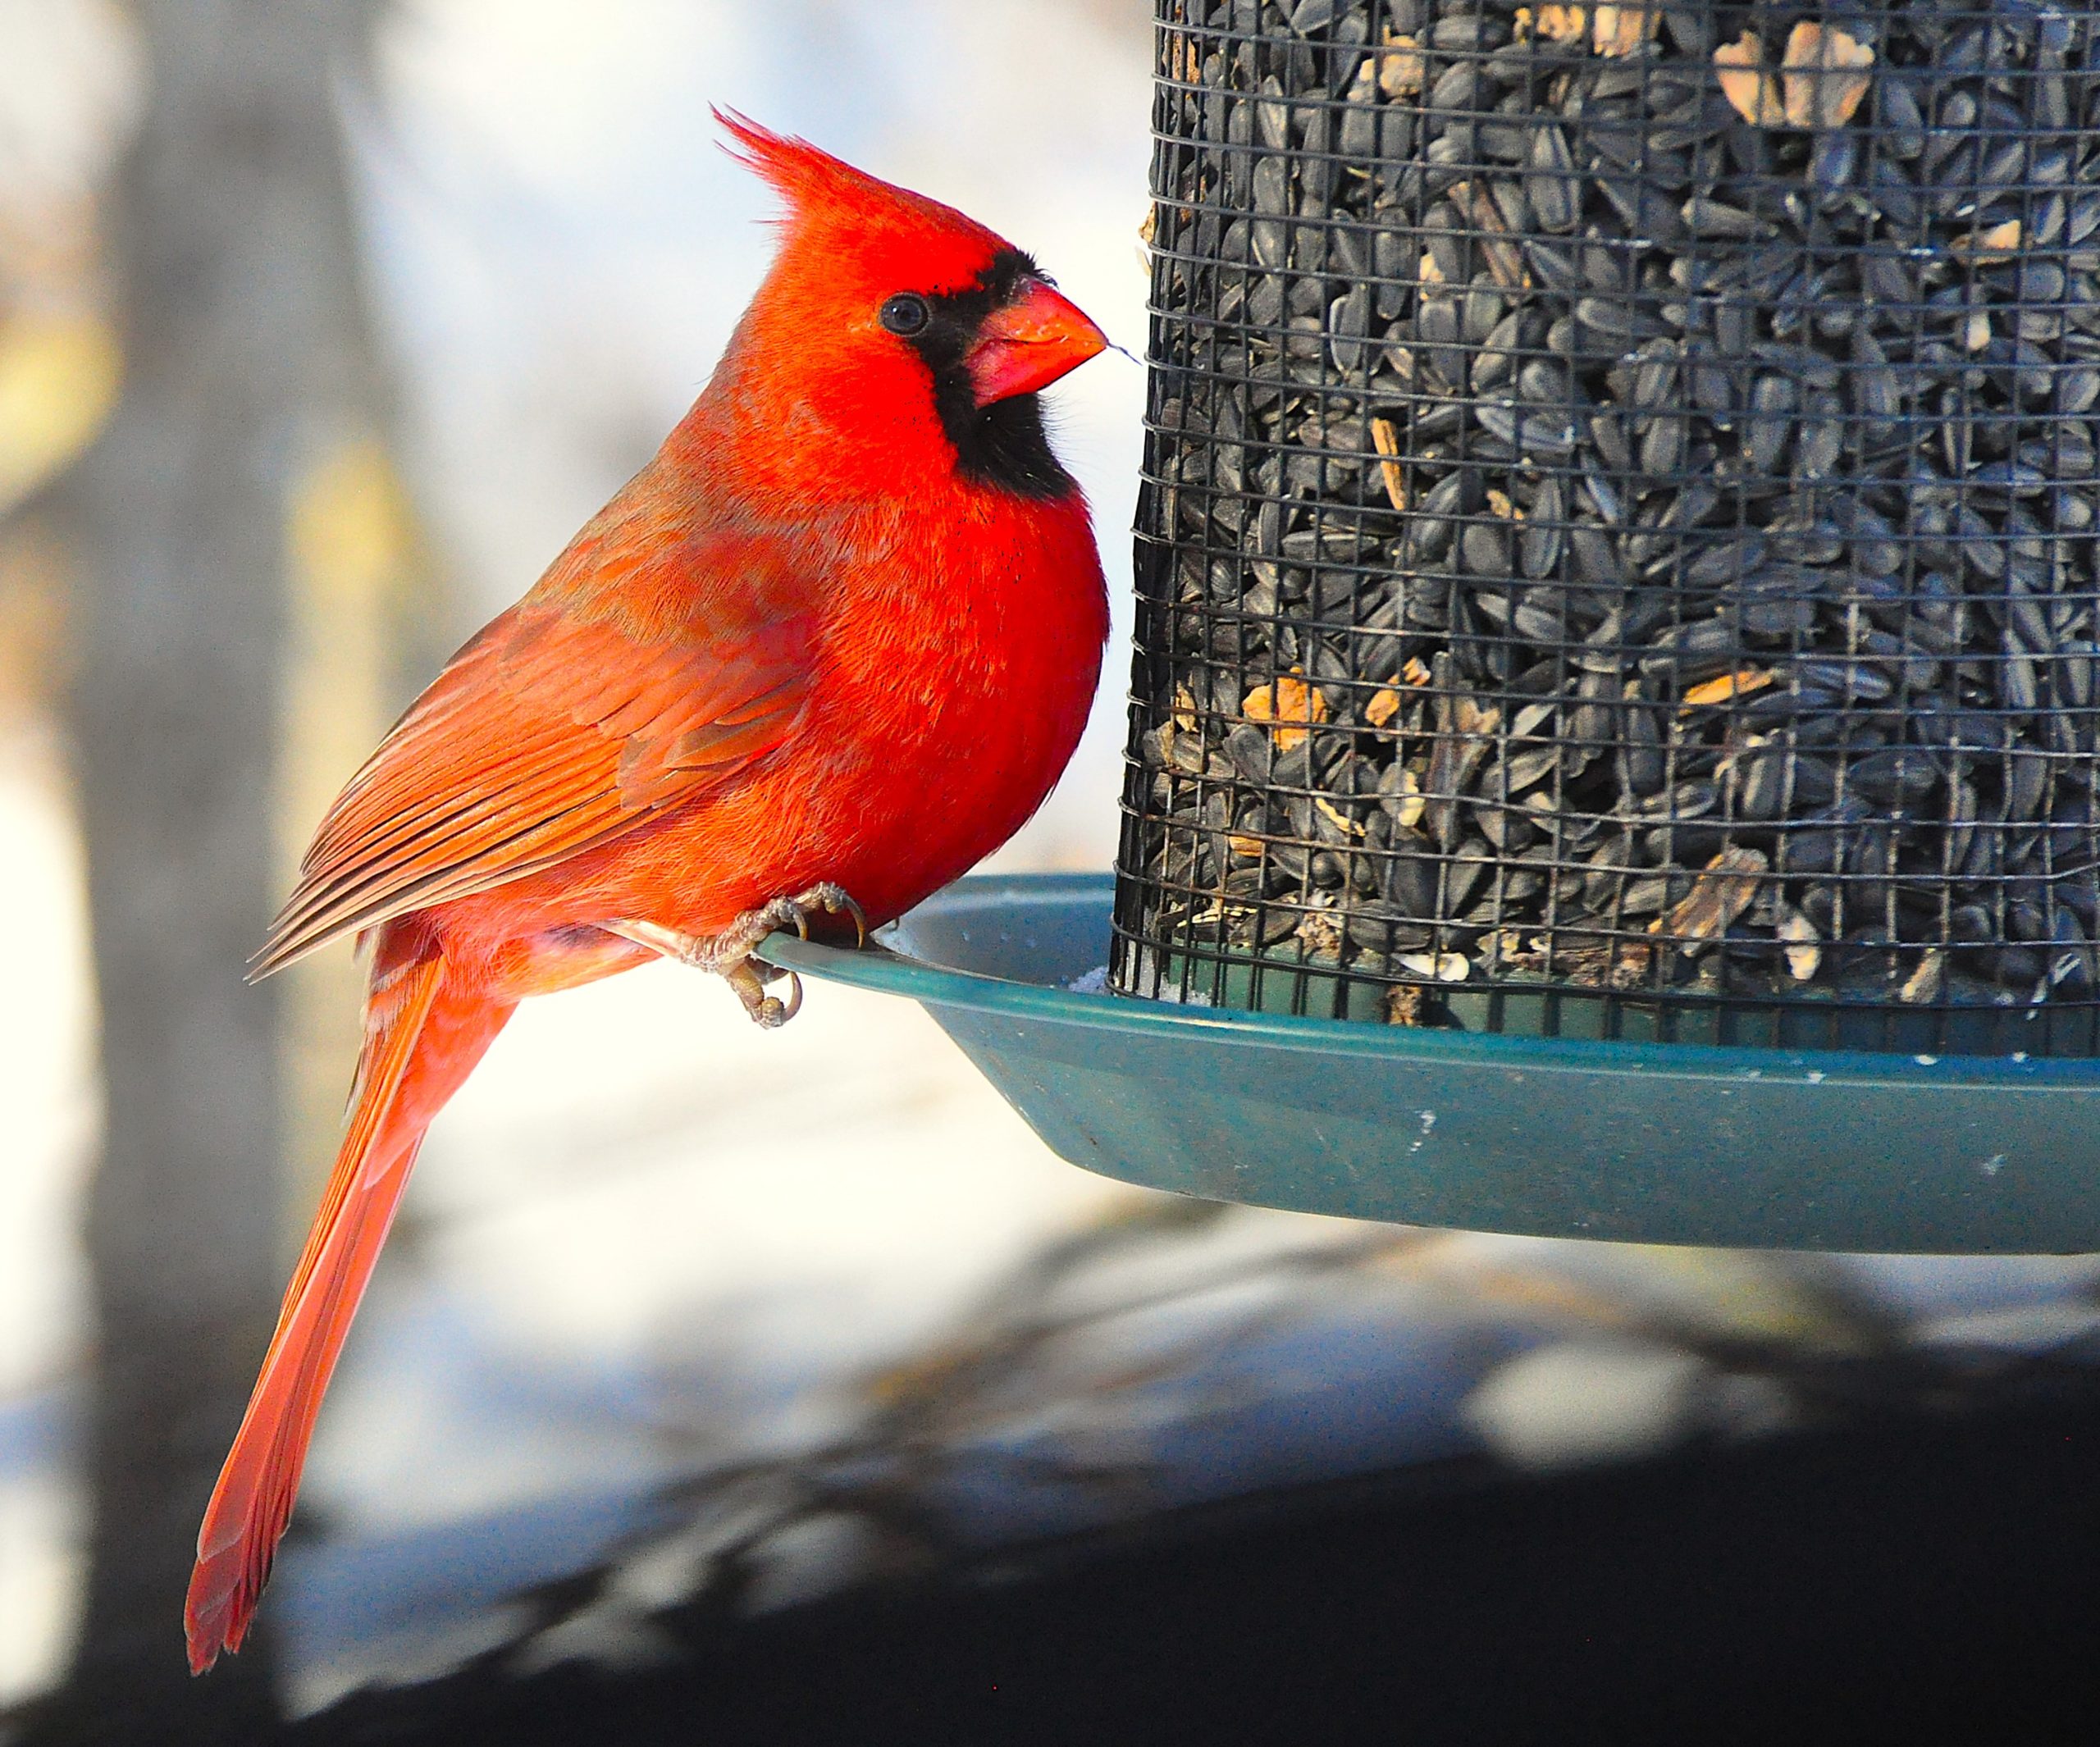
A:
[759,874,2100,1255]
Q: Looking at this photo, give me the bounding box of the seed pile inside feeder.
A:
[1116,0,2100,1050]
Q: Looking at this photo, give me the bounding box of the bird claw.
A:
[606,883,865,1029]
[706,881,866,965]
[742,882,868,951]
[712,883,862,1027]
[723,957,801,1029]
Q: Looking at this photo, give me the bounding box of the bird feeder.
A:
[1116,0,2100,1058]
[770,0,2100,1255]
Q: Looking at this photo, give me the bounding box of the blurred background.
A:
[3,2,2100,1741]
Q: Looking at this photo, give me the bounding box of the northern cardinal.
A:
[184,112,1109,1672]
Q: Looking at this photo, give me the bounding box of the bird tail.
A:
[185,921,513,1674]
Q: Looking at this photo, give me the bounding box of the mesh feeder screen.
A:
[1112,0,2100,1055]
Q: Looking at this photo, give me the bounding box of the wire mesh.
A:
[1112,0,2100,1054]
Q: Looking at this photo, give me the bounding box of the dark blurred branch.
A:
[35,0,390,1737]
[482,1210,2100,1676]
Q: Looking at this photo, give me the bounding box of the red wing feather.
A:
[253,602,813,975]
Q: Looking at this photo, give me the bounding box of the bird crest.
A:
[713,108,1012,297]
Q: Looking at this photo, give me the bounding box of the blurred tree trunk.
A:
[38,1,387,1737]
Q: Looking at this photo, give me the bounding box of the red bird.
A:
[184,112,1108,1672]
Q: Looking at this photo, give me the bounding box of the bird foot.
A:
[723,956,802,1029]
[606,883,867,1029]
[715,883,870,962]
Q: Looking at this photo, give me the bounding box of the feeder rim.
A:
[758,873,2100,1092]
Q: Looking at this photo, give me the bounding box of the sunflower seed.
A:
[1121,0,2100,1038]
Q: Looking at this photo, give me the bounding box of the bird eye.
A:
[880,294,930,336]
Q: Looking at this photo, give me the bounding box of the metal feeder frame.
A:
[1114,0,2100,1059]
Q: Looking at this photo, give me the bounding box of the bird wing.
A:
[253,596,815,975]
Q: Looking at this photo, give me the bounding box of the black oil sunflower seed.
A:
[1116,0,2100,1054]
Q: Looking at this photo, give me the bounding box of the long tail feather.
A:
[185,924,510,1673]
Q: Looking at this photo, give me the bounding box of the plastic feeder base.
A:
[758,874,2100,1255]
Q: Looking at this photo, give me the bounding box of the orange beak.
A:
[965,279,1107,407]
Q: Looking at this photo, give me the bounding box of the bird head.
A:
[710,110,1107,500]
